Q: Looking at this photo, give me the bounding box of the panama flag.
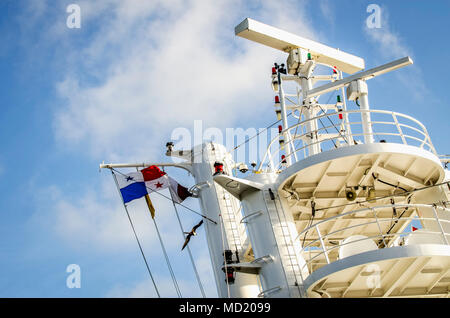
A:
[116,165,191,204]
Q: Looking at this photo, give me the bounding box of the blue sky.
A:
[0,0,448,297]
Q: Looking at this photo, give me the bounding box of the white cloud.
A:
[318,0,335,27]
[52,0,316,160]
[29,177,184,253]
[363,6,430,100]
[25,0,317,297]
[45,0,317,257]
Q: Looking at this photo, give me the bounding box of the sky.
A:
[0,0,449,298]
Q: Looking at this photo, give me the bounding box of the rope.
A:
[133,167,182,298]
[152,217,183,298]
[110,168,217,224]
[111,170,161,297]
[170,192,207,297]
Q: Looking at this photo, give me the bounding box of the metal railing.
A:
[296,203,450,275]
[259,109,437,171]
[439,154,450,167]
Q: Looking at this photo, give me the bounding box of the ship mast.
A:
[101,18,450,299]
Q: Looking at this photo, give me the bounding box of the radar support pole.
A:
[298,49,320,156]
[354,79,374,144]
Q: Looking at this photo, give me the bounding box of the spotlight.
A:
[238,163,249,173]
[345,188,357,201]
[166,142,174,153]
[367,188,376,202]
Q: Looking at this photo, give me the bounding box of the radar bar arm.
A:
[306,56,413,99]
[235,18,365,74]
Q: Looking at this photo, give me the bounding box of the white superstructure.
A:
[101,18,450,298]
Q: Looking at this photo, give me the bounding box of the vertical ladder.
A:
[263,190,304,297]
[207,143,246,254]
[217,186,244,252]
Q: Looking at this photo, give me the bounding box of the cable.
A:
[230,112,293,152]
[152,218,183,298]
[387,197,411,236]
[292,91,349,156]
[314,180,450,213]
[372,173,408,193]
[132,167,182,298]
[316,92,349,145]
[171,196,207,297]
[111,170,161,297]
[301,202,315,248]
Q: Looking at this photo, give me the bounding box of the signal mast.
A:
[101,18,450,298]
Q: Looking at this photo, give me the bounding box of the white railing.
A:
[259,109,437,171]
[296,203,450,275]
[439,154,450,167]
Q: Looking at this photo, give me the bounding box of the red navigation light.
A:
[275,95,280,103]
[213,162,224,176]
[281,155,287,164]
[225,269,235,284]
[272,67,277,75]
[278,125,282,133]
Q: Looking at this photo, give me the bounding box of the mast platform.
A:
[304,244,450,298]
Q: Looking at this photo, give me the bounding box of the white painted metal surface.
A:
[220,19,448,298]
[303,244,450,297]
[191,143,260,298]
[235,18,365,74]
[339,235,378,259]
[237,173,308,298]
[306,56,413,98]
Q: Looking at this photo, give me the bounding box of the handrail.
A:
[258,286,282,298]
[258,109,437,171]
[297,203,450,275]
[240,211,264,223]
[297,203,449,239]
